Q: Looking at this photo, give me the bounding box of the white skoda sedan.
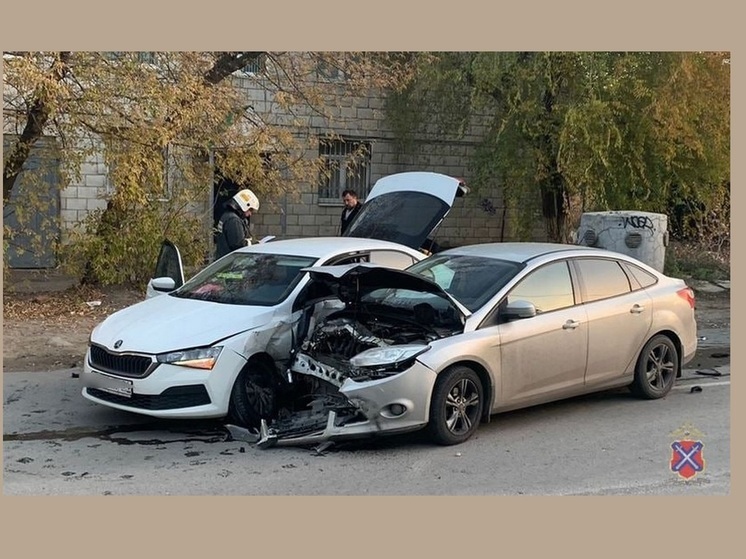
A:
[81,172,468,424]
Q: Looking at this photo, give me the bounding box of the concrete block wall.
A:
[59,150,109,238]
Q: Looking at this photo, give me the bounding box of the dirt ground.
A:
[1,279,731,373]
[3,283,143,372]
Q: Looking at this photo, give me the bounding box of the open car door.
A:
[145,239,185,299]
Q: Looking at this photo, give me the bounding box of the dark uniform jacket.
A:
[340,203,362,235]
[215,206,250,259]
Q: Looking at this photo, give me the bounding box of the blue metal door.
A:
[3,136,61,268]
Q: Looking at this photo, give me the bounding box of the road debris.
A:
[695,369,723,377]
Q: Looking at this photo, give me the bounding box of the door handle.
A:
[630,304,645,314]
[562,320,580,330]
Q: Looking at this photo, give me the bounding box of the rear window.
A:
[344,191,448,248]
[623,262,658,289]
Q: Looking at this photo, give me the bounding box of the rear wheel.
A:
[630,334,678,399]
[228,362,278,428]
[427,366,484,445]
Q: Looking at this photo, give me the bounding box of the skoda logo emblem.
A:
[114,340,123,349]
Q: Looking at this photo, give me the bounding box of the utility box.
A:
[576,211,669,272]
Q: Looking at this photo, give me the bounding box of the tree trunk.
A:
[3,52,71,205]
[538,85,567,242]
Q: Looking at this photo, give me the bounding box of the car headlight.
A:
[156,346,223,370]
[350,344,430,370]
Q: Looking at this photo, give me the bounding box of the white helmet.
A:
[233,189,260,212]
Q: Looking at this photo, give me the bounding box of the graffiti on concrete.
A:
[623,215,655,231]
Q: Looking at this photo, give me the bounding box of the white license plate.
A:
[89,372,133,398]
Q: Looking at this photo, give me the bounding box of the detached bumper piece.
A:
[257,410,353,449]
[256,396,365,449]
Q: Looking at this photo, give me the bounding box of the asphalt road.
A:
[3,365,730,495]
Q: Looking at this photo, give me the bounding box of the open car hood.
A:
[343,171,468,250]
[302,263,469,319]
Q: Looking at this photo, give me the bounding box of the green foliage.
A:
[61,197,208,287]
[385,52,731,243]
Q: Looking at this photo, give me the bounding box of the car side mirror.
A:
[151,277,176,292]
[501,299,537,320]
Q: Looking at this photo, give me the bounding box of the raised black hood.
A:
[342,171,468,250]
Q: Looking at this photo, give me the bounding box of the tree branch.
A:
[203,52,264,84]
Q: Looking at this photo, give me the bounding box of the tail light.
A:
[677,287,696,309]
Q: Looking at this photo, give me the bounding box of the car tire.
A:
[228,363,278,428]
[427,365,484,445]
[630,334,678,399]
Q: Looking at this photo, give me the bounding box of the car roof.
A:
[234,236,425,259]
[441,242,608,263]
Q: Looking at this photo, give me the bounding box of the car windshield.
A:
[171,252,317,306]
[408,254,523,312]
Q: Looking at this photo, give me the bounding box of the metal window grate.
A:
[240,54,267,75]
[318,139,371,203]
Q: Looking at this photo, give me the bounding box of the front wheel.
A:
[630,335,678,399]
[228,363,278,428]
[427,366,484,445]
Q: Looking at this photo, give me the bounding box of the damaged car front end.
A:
[254,264,468,448]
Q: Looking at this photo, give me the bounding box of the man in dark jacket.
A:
[340,189,362,235]
[214,189,260,259]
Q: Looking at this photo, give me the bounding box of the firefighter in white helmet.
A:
[214,188,260,259]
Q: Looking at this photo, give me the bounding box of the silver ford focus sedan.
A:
[255,242,697,448]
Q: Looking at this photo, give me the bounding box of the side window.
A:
[368,250,416,269]
[576,258,632,302]
[622,261,658,290]
[506,261,574,313]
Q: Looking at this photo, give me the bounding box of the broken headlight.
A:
[349,344,430,373]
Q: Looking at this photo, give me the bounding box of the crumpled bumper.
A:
[257,359,438,448]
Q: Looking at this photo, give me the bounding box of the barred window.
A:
[316,60,345,81]
[103,52,157,64]
[318,139,371,204]
[240,53,267,75]
[137,52,157,65]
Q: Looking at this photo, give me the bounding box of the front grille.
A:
[89,345,155,377]
[86,385,211,410]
